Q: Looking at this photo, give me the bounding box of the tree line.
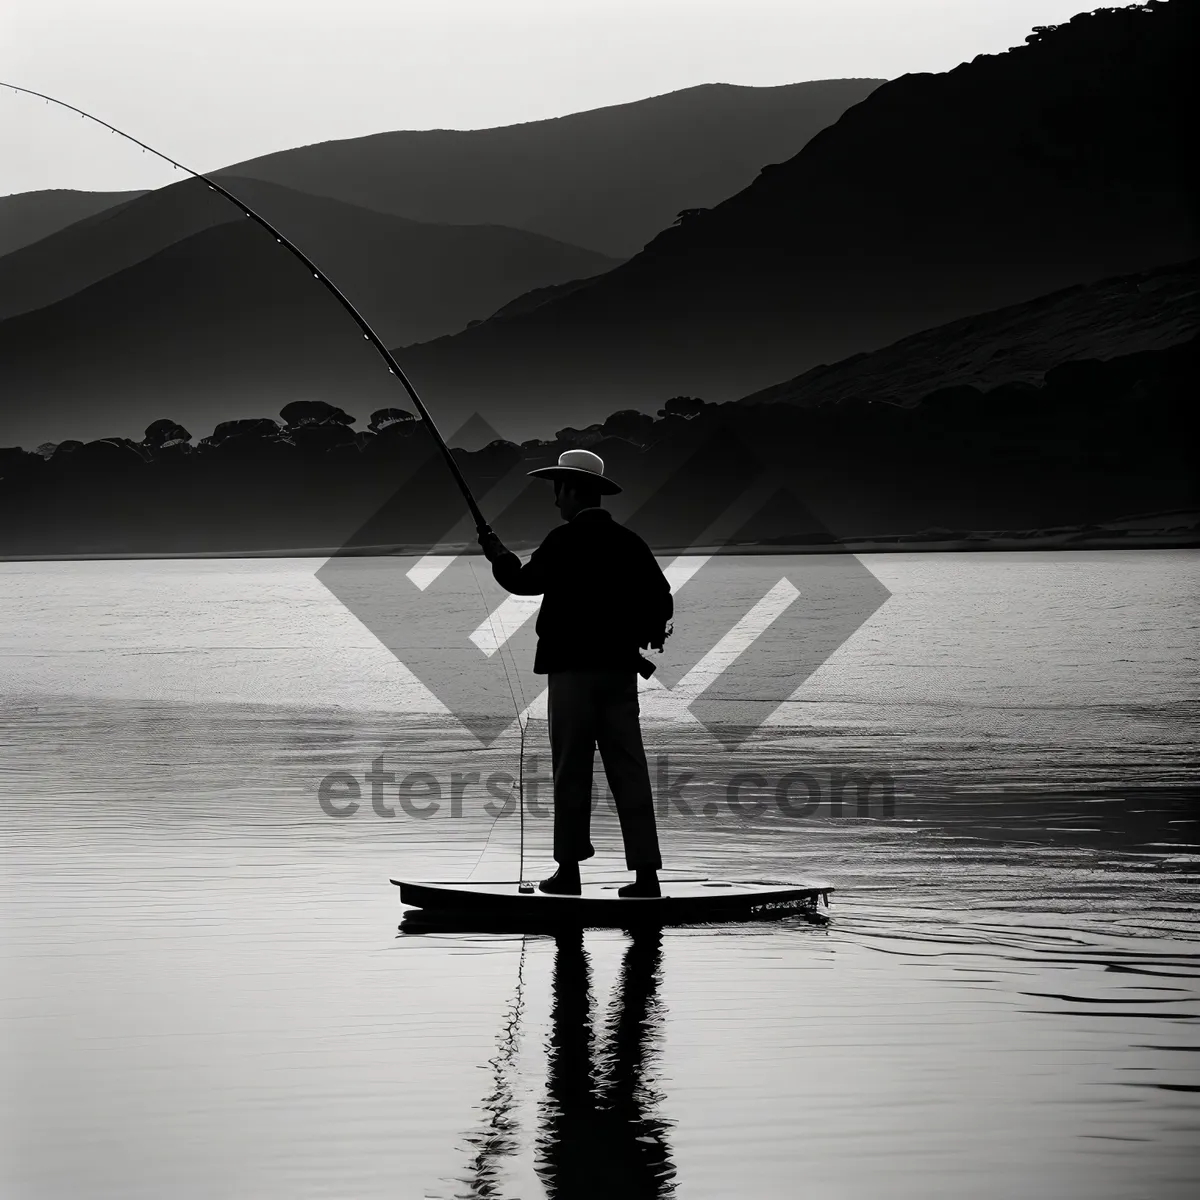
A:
[0,337,1193,556]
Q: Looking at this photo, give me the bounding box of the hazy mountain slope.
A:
[0,188,147,258]
[386,2,1197,442]
[0,178,242,322]
[739,259,1200,409]
[0,219,408,449]
[225,80,884,256]
[0,175,618,341]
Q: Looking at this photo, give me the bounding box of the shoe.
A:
[618,871,661,898]
[539,866,581,895]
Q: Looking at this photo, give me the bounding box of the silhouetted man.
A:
[479,449,671,897]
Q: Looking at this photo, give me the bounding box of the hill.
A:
[0,188,147,258]
[0,175,617,334]
[225,80,884,257]
[739,259,1200,409]
[386,1,1197,443]
[0,179,618,448]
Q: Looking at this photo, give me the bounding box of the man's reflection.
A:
[536,927,675,1198]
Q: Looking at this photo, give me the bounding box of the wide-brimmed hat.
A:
[527,448,622,495]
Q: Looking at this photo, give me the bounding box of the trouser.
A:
[547,669,662,871]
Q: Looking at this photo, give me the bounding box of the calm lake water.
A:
[2,552,1198,1199]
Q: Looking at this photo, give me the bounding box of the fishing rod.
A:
[7,80,537,886]
[0,80,494,537]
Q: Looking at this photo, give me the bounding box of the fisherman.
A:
[479,449,672,897]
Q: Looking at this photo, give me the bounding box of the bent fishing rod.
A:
[1,81,493,538]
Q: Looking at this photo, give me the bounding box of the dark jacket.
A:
[492,508,672,675]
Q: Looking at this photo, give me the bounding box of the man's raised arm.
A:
[478,530,555,595]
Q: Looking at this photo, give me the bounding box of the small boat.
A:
[392,877,833,929]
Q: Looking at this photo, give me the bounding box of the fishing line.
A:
[462,932,528,1194]
[463,716,528,883]
[0,80,495,536]
[465,559,531,884]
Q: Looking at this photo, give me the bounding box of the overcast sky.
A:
[4,0,1095,196]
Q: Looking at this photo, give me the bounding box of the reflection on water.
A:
[1,552,1199,1197]
[403,925,678,1198]
[459,934,529,1198]
[0,697,1197,1198]
[536,929,673,1199]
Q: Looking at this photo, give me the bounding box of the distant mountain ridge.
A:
[226,80,884,256]
[0,193,622,449]
[386,0,1197,442]
[0,80,877,445]
[0,188,148,258]
[0,174,617,339]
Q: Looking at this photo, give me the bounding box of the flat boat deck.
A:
[392,878,833,928]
